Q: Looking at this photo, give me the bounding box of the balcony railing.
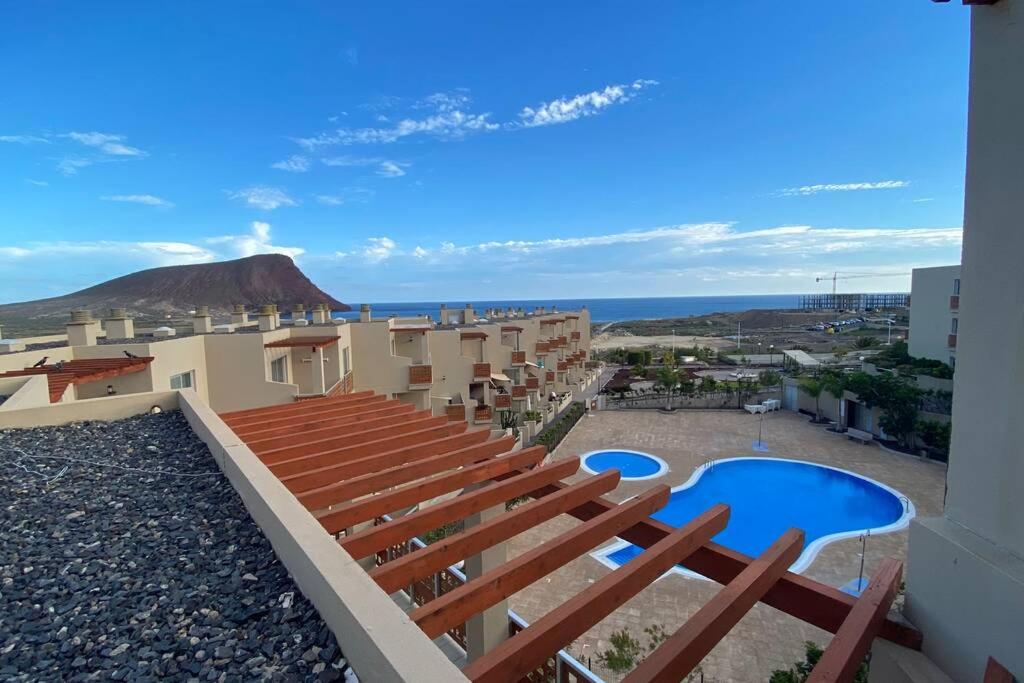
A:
[408,364,432,386]
[950,295,959,311]
[495,394,512,409]
[526,376,540,390]
[546,371,555,383]
[571,331,581,340]
[948,333,957,348]
[473,362,491,379]
[535,342,550,354]
[511,351,526,365]
[474,405,492,423]
[557,361,568,372]
[512,385,528,399]
[445,404,464,422]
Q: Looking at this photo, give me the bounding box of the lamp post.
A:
[769,344,775,367]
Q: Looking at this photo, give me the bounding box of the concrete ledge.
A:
[0,375,50,412]
[177,391,464,683]
[0,390,178,428]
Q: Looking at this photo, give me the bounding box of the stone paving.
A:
[505,408,946,682]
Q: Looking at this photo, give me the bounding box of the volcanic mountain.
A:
[0,254,349,330]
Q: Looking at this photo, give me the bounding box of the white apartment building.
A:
[908,265,961,366]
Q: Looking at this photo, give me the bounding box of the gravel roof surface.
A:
[0,411,354,682]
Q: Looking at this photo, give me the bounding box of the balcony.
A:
[445,404,465,422]
[545,371,555,383]
[526,376,540,390]
[570,331,581,340]
[950,295,959,311]
[473,362,491,380]
[557,336,568,347]
[495,394,512,409]
[408,364,432,388]
[948,333,958,348]
[473,405,492,424]
[511,351,526,366]
[512,385,528,399]
[557,361,568,372]
[535,342,550,354]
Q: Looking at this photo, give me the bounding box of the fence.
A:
[607,390,779,411]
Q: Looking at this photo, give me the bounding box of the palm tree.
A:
[800,377,825,422]
[657,367,678,410]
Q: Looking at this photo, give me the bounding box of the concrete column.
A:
[257,304,277,332]
[312,303,330,324]
[311,347,327,394]
[464,502,508,662]
[464,303,475,323]
[292,304,308,327]
[359,304,371,323]
[192,305,213,334]
[105,308,134,339]
[904,3,1024,682]
[438,303,448,325]
[66,310,97,346]
[231,304,249,326]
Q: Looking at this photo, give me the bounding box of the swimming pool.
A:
[593,457,914,577]
[581,450,668,480]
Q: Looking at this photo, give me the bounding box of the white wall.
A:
[908,265,960,363]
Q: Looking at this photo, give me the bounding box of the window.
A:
[342,347,351,375]
[170,371,194,390]
[953,278,961,295]
[270,357,288,383]
[951,317,959,334]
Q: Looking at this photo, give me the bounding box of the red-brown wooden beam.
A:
[462,505,730,683]
[983,657,1014,683]
[228,395,392,431]
[510,475,923,650]
[374,469,625,596]
[806,558,903,683]
[246,409,434,453]
[282,429,487,494]
[220,389,378,420]
[410,485,670,638]
[233,401,412,439]
[339,457,581,561]
[300,435,515,504]
[255,414,447,462]
[317,446,547,534]
[625,528,805,683]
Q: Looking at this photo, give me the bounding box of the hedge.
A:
[534,401,586,452]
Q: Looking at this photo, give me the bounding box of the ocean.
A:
[331,295,802,324]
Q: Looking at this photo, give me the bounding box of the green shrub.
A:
[770,641,867,683]
[534,402,585,452]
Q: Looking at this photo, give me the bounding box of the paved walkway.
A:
[507,409,946,682]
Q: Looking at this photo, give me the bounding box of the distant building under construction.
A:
[798,292,909,311]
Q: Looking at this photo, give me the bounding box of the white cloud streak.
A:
[0,134,50,144]
[101,194,174,208]
[227,186,298,210]
[271,155,311,172]
[775,180,909,196]
[65,131,146,156]
[515,79,658,128]
[362,237,397,263]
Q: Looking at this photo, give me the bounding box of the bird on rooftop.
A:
[123,350,139,359]
[54,360,65,371]
[31,356,48,368]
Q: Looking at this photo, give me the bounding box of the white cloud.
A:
[316,194,346,206]
[913,197,935,203]
[362,236,397,263]
[0,134,50,144]
[65,131,146,156]
[57,156,96,176]
[0,240,214,266]
[228,186,298,210]
[296,109,499,148]
[26,179,48,187]
[412,246,429,258]
[376,161,409,178]
[271,155,311,172]
[101,194,174,208]
[515,79,658,128]
[322,155,382,167]
[206,221,305,259]
[775,180,909,196]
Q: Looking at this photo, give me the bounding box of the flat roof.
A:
[783,349,821,367]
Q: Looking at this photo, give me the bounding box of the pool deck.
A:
[507,408,946,682]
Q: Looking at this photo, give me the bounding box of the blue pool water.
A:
[603,458,910,573]
[583,450,666,479]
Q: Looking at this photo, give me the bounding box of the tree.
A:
[699,375,718,395]
[854,336,878,349]
[799,377,825,422]
[631,363,646,378]
[843,371,922,448]
[832,346,848,363]
[820,371,846,428]
[758,369,781,393]
[656,367,678,410]
[596,629,643,674]
[770,641,867,683]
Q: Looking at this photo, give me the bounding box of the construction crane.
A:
[815,271,907,297]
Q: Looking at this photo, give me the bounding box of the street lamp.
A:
[769,344,775,367]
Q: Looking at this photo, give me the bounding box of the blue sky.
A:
[1,2,969,304]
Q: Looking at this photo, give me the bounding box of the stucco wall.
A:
[908,265,960,363]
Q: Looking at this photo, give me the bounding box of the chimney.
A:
[292,304,308,327]
[439,303,448,325]
[464,303,475,322]
[258,304,277,332]
[552,305,558,313]
[312,303,330,324]
[105,308,134,339]
[359,304,372,323]
[67,310,97,346]
[272,304,282,328]
[192,305,213,334]
[231,304,249,326]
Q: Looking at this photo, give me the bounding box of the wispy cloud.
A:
[101,194,174,208]
[376,160,409,178]
[206,221,304,259]
[25,179,49,187]
[775,180,909,197]
[0,134,50,145]
[65,131,146,157]
[362,236,397,263]
[271,155,311,172]
[515,79,658,128]
[912,197,935,203]
[227,186,298,210]
[0,240,215,266]
[316,195,346,206]
[296,109,498,148]
[321,155,411,178]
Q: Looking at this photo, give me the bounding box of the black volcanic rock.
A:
[0,254,349,324]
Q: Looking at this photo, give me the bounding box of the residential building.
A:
[908,265,961,366]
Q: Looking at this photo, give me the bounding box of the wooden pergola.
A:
[0,356,155,403]
[219,392,915,683]
[263,335,340,350]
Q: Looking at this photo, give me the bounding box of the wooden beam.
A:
[806,559,903,683]
[983,657,1014,683]
[374,469,626,596]
[282,429,488,493]
[297,435,515,504]
[339,457,581,561]
[232,402,411,438]
[247,409,434,453]
[625,528,805,683]
[230,396,398,432]
[511,477,923,650]
[255,414,448,462]
[462,505,730,683]
[317,446,548,533]
[220,390,379,422]
[410,484,670,638]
